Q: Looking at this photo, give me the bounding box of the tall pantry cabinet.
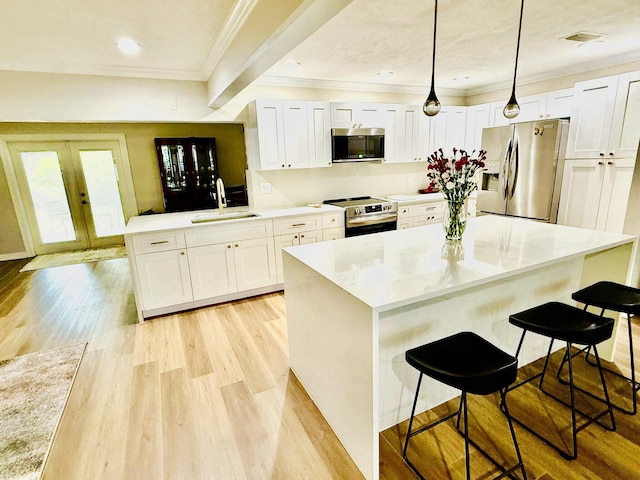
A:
[558,71,640,233]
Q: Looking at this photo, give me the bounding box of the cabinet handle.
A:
[150,240,170,245]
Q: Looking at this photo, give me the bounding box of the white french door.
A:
[9,140,128,254]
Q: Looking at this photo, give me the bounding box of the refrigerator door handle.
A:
[509,138,519,199]
[503,138,513,199]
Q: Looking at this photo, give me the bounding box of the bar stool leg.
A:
[584,310,639,415]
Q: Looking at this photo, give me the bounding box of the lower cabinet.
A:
[557,158,635,233]
[136,249,193,310]
[274,230,320,283]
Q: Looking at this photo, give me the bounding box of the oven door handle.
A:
[346,213,398,226]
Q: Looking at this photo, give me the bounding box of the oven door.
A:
[345,213,398,237]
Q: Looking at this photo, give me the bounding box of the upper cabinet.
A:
[565,72,640,159]
[330,102,384,128]
[247,100,332,170]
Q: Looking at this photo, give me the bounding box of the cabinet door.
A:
[609,72,640,159]
[430,107,467,153]
[513,94,547,123]
[233,237,277,291]
[465,103,491,152]
[565,76,619,159]
[255,100,286,170]
[557,159,605,229]
[545,88,574,119]
[596,158,635,233]
[136,250,192,310]
[282,101,310,169]
[187,243,237,299]
[307,102,332,168]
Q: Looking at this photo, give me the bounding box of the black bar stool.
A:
[403,331,527,480]
[572,280,640,414]
[506,302,616,460]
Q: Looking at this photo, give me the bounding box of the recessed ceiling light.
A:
[376,71,394,80]
[117,38,141,55]
[282,60,301,71]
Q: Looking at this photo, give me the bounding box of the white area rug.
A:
[0,343,86,479]
[20,246,127,272]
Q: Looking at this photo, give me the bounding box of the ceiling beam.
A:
[206,0,352,109]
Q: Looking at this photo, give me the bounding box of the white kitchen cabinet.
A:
[248,100,332,170]
[233,237,278,290]
[396,200,445,230]
[187,243,237,299]
[136,249,193,310]
[330,102,383,128]
[380,104,430,163]
[430,106,467,154]
[557,158,635,233]
[465,103,492,152]
[565,73,640,159]
[273,215,321,283]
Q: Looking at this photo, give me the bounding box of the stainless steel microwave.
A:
[331,128,385,163]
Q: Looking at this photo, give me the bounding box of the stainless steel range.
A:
[323,196,398,237]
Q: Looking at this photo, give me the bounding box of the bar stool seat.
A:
[403,331,527,480]
[572,281,640,414]
[507,302,616,460]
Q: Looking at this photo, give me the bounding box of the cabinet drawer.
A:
[131,230,186,254]
[273,214,320,235]
[398,206,413,219]
[413,202,443,216]
[185,220,273,247]
[322,227,344,241]
[322,211,344,229]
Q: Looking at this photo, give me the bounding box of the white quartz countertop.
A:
[124,204,343,235]
[283,215,636,312]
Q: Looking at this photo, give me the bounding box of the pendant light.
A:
[504,0,525,119]
[423,0,441,116]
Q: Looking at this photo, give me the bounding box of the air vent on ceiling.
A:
[564,32,602,43]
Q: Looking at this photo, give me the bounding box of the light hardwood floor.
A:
[0,257,638,479]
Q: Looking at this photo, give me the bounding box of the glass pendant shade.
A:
[423,87,441,116]
[503,91,520,119]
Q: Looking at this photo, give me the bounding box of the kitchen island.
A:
[282,215,637,480]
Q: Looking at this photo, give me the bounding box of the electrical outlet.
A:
[260,182,272,194]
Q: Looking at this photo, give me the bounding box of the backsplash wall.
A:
[247,162,431,210]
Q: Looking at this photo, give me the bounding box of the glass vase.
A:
[442,199,468,243]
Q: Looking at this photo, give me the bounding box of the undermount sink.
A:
[191,212,260,224]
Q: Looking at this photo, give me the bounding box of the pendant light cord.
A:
[510,0,524,95]
[430,0,438,90]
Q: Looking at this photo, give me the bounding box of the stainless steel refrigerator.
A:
[477,119,570,223]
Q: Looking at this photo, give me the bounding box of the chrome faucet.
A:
[216,177,227,214]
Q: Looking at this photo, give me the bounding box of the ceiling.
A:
[2,0,640,101]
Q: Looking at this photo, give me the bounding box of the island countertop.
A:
[283,214,636,312]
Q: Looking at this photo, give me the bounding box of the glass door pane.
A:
[20,151,76,243]
[78,150,126,238]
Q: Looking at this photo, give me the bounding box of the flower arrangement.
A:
[426,148,486,242]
